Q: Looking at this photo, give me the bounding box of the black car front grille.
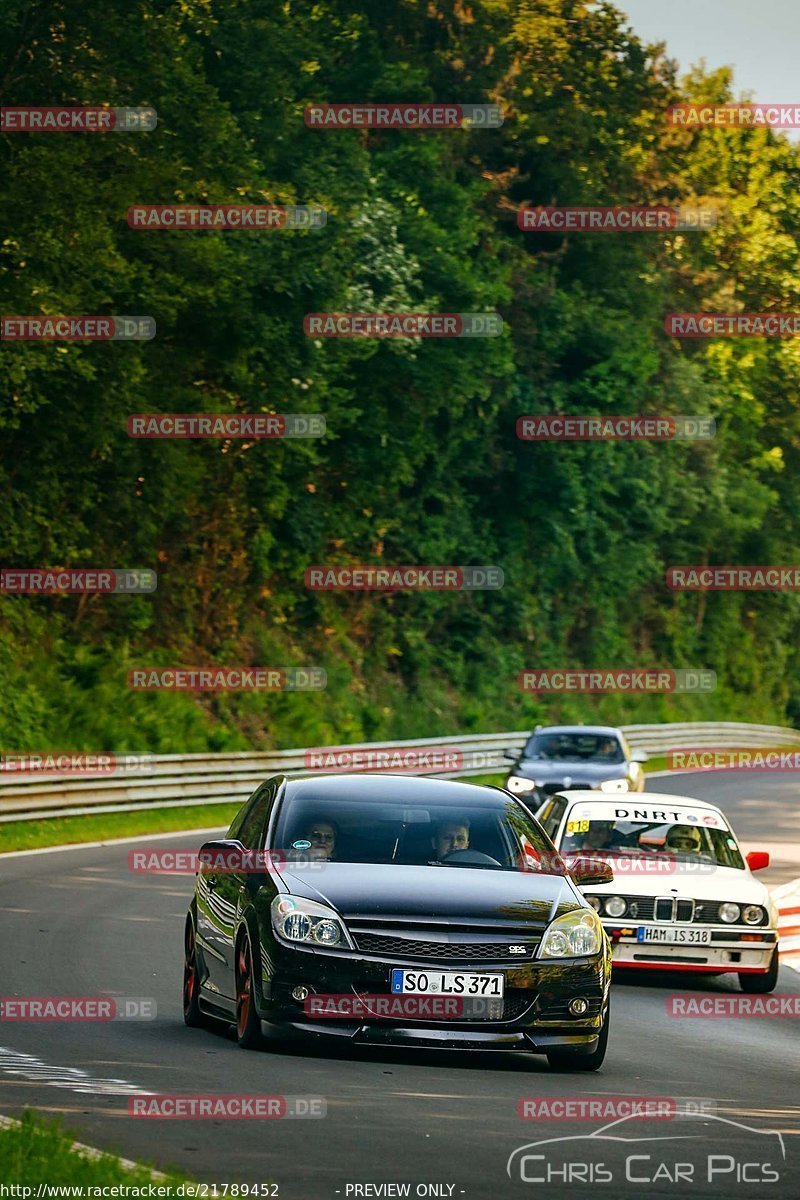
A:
[352,932,540,962]
[541,782,592,795]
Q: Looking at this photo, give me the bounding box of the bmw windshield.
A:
[559,802,745,869]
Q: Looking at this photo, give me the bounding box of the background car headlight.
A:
[719,902,741,924]
[599,779,629,793]
[742,904,765,925]
[540,908,603,958]
[507,775,536,793]
[586,896,602,912]
[604,895,627,918]
[271,895,352,947]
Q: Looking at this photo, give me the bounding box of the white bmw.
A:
[537,790,779,992]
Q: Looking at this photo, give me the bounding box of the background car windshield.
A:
[274,791,566,873]
[523,732,624,764]
[560,816,744,868]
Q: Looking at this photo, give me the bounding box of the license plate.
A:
[636,926,711,944]
[390,969,504,997]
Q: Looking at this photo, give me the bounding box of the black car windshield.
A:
[274,788,567,873]
[522,732,624,764]
[558,804,744,869]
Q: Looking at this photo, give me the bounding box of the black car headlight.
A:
[539,908,603,958]
[507,775,537,794]
[271,895,352,948]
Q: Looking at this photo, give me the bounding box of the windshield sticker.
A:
[292,839,312,849]
[565,804,728,828]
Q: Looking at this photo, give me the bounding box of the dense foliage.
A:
[1,0,799,751]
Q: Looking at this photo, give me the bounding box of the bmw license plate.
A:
[636,926,711,944]
[390,969,504,997]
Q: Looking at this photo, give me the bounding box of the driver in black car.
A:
[430,819,470,862]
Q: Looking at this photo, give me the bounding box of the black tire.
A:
[183,913,211,1028]
[546,1005,610,1072]
[739,948,779,994]
[235,929,264,1049]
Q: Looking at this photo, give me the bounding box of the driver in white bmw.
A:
[663,825,702,855]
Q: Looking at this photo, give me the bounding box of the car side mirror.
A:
[197,839,242,869]
[566,856,614,887]
[631,750,649,764]
[503,749,519,763]
[746,850,770,872]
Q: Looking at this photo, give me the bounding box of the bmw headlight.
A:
[507,775,536,793]
[586,896,602,912]
[271,895,352,948]
[539,908,603,958]
[719,902,741,924]
[604,896,627,918]
[742,905,764,926]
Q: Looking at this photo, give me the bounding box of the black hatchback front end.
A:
[187,774,613,1066]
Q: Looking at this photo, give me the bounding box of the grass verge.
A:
[0,1110,186,1189]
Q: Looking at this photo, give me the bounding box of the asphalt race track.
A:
[1,770,798,1199]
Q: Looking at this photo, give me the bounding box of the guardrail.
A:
[1,721,799,823]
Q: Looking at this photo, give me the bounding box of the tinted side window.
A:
[227,784,272,846]
[237,785,274,849]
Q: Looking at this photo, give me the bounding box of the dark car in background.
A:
[183,774,613,1070]
[504,725,647,809]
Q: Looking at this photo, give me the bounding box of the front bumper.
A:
[606,924,777,972]
[256,940,611,1052]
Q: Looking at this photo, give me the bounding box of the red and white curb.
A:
[773,879,800,973]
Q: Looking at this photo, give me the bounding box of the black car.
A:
[183,774,613,1070]
[505,725,647,806]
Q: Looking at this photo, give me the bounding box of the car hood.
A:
[511,759,627,785]
[572,860,771,905]
[274,862,579,927]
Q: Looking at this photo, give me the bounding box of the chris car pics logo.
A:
[507,1113,786,1185]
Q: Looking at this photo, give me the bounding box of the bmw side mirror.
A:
[746,850,770,872]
